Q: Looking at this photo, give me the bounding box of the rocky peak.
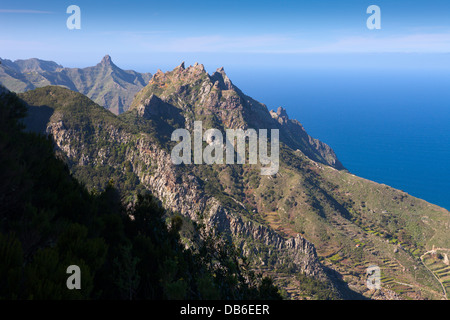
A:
[210,67,233,90]
[134,93,161,118]
[276,106,288,119]
[176,61,185,70]
[270,106,289,125]
[149,69,167,85]
[131,92,185,128]
[148,62,209,89]
[173,61,206,74]
[131,61,344,170]
[184,62,206,78]
[100,54,115,67]
[191,62,206,72]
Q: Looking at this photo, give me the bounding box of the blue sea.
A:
[227,66,450,211]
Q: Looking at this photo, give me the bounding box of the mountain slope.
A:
[0,86,282,300]
[128,63,450,299]
[19,63,450,300]
[20,85,348,299]
[0,55,151,114]
[131,62,344,170]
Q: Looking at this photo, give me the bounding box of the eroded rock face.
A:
[269,107,344,169]
[39,64,339,295]
[46,118,328,282]
[131,64,344,170]
[20,65,450,300]
[32,63,347,297]
[131,131,325,278]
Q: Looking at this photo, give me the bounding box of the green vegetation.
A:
[0,89,281,300]
[11,60,450,300]
[295,273,340,300]
[19,86,148,198]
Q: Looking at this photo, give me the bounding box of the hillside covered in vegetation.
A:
[0,88,281,300]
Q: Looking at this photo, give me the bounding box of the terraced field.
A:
[421,249,450,299]
[290,208,446,299]
[257,200,448,300]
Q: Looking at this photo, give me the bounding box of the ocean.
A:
[227,66,450,211]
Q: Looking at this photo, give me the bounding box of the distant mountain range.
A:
[0,55,151,114]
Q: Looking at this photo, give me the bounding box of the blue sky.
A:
[1,1,450,71]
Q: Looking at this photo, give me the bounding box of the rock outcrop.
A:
[19,66,450,300]
[131,63,344,170]
[44,111,329,284]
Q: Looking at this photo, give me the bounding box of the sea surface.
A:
[227,66,450,211]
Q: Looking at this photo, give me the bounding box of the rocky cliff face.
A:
[38,112,337,300]
[270,106,344,169]
[20,67,450,300]
[45,114,327,283]
[131,63,344,170]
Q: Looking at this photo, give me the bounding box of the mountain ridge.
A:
[20,85,348,299]
[0,85,286,300]
[130,62,344,170]
[0,55,152,114]
[16,61,450,300]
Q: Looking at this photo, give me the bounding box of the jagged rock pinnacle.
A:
[276,106,288,119]
[101,54,113,66]
[193,62,205,72]
[176,61,185,70]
